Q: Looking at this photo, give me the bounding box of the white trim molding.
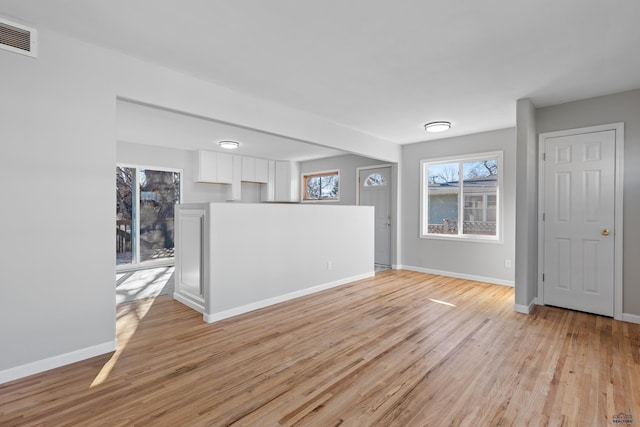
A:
[398,265,514,287]
[514,298,537,314]
[622,313,640,325]
[204,272,375,323]
[0,340,117,385]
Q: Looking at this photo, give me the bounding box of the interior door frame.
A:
[356,164,394,266]
[537,123,624,320]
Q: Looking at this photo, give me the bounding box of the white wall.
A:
[181,203,374,320]
[536,89,640,317]
[0,24,399,383]
[299,154,400,265]
[400,128,516,285]
[0,31,117,380]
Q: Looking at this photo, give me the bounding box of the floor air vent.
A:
[0,17,37,58]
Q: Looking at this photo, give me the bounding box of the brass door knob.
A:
[601,229,610,236]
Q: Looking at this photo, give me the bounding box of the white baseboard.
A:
[173,292,205,314]
[622,313,640,324]
[0,340,117,385]
[397,265,515,287]
[204,271,375,323]
[514,298,537,314]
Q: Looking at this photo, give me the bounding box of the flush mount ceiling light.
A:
[424,121,451,133]
[218,140,240,149]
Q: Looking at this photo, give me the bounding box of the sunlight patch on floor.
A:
[116,266,174,304]
[429,298,456,307]
[91,298,155,387]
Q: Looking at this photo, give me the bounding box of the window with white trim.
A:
[302,170,339,201]
[420,152,502,240]
[116,165,182,267]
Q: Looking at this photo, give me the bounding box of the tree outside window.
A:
[116,166,181,266]
[303,170,339,201]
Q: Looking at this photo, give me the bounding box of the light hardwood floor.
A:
[1,270,639,426]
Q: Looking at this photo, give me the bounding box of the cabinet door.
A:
[241,156,256,182]
[261,160,276,201]
[216,152,234,184]
[227,155,242,201]
[274,161,290,201]
[255,158,269,183]
[274,161,300,202]
[195,150,218,182]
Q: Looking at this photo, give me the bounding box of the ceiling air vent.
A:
[0,17,37,58]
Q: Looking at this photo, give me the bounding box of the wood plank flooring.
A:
[1,270,639,426]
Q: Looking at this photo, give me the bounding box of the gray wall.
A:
[117,141,264,204]
[536,89,640,316]
[401,128,517,284]
[300,154,392,205]
[515,99,539,309]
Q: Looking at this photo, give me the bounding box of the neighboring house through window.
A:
[420,151,502,240]
[303,170,340,201]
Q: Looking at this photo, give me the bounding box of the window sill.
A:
[419,233,503,244]
[301,198,340,203]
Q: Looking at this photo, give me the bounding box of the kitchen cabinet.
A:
[274,160,300,202]
[261,160,276,202]
[241,156,269,183]
[194,149,233,184]
[227,155,242,201]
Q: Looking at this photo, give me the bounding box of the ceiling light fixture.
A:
[424,121,451,133]
[218,140,240,149]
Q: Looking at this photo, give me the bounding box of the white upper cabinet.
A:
[274,160,300,202]
[241,156,269,184]
[194,149,234,184]
[255,158,269,183]
[227,155,242,201]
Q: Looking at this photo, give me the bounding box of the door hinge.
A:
[543,152,546,161]
[542,212,545,221]
[542,273,545,282]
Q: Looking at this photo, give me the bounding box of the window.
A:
[116,165,182,267]
[364,173,387,187]
[303,170,339,201]
[420,152,502,240]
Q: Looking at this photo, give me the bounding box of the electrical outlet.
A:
[327,261,332,270]
[504,259,512,268]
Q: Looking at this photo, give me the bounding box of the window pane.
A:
[427,162,459,234]
[364,173,386,187]
[139,169,180,262]
[116,167,134,265]
[319,175,339,198]
[486,195,497,222]
[304,172,339,200]
[462,160,498,235]
[306,176,321,199]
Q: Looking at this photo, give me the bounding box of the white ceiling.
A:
[3,0,640,151]
[116,100,346,161]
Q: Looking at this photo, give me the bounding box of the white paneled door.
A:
[542,129,616,316]
[359,166,392,267]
